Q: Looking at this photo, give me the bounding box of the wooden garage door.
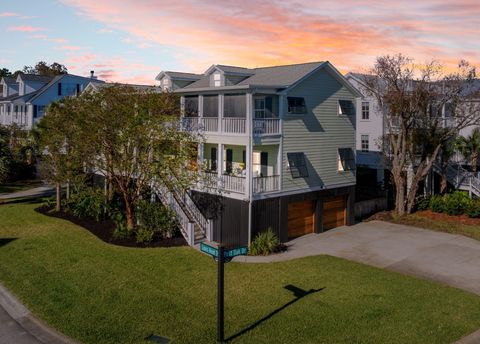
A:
[288,200,315,239]
[323,196,346,230]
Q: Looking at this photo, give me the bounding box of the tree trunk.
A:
[124,196,134,231]
[440,173,448,194]
[55,182,61,212]
[66,180,70,200]
[394,174,406,215]
[472,153,478,173]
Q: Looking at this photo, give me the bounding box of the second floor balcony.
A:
[180,93,281,136]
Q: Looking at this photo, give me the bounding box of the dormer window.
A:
[162,78,170,90]
[213,72,221,87]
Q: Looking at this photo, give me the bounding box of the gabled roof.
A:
[204,64,255,76]
[16,74,55,83]
[176,61,362,97]
[155,71,202,81]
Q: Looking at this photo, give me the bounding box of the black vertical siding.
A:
[251,198,281,240]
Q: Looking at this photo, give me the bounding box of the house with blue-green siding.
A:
[156,61,361,247]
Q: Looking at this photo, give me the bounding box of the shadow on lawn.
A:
[0,238,17,247]
[226,285,325,342]
[0,197,45,206]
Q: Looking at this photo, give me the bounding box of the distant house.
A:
[154,61,361,246]
[0,72,103,130]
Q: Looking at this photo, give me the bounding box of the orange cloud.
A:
[60,0,479,80]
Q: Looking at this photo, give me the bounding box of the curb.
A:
[455,329,480,344]
[0,283,79,344]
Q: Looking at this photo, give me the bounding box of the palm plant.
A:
[456,128,480,172]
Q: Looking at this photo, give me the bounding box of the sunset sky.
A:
[1,0,479,84]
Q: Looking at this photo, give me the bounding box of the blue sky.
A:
[1,0,479,84]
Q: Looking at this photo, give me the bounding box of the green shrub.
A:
[466,200,480,218]
[249,228,280,256]
[135,227,155,244]
[442,191,470,216]
[64,187,106,221]
[429,195,446,213]
[134,200,178,243]
[416,195,431,211]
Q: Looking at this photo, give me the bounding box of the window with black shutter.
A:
[287,152,308,178]
[338,148,355,171]
[57,83,62,96]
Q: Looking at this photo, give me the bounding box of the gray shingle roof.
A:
[1,76,16,84]
[183,61,324,90]
[18,74,55,83]
[93,82,161,92]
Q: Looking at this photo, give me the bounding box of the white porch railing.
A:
[202,171,246,194]
[222,118,246,134]
[181,117,200,132]
[253,175,280,193]
[201,117,218,132]
[252,118,280,135]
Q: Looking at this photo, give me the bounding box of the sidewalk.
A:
[0,284,77,344]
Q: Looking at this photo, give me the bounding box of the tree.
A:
[0,125,12,183]
[22,61,68,76]
[439,138,456,194]
[0,68,11,77]
[456,128,480,173]
[363,54,480,214]
[72,85,201,230]
[36,98,83,211]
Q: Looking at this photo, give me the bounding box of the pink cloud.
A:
[0,12,17,17]
[8,26,46,33]
[57,45,82,51]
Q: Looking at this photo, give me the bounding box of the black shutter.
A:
[76,84,80,95]
[265,97,273,118]
[260,152,268,176]
[57,83,62,96]
[33,105,37,118]
[211,147,217,171]
[226,149,233,173]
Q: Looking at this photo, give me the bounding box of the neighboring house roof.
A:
[0,93,20,102]
[85,82,161,93]
[1,76,16,84]
[155,71,202,81]
[17,74,55,83]
[204,64,255,76]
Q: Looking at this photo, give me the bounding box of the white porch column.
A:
[218,94,224,133]
[217,143,224,188]
[278,94,285,190]
[246,92,253,136]
[246,143,252,198]
[198,95,203,130]
[198,143,204,172]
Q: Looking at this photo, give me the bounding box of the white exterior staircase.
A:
[433,162,480,197]
[151,179,212,246]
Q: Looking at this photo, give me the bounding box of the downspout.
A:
[247,89,256,246]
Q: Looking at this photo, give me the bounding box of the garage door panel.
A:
[288,200,315,239]
[323,196,346,230]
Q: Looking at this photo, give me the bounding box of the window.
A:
[203,95,218,117]
[76,84,81,95]
[339,100,354,116]
[254,96,274,119]
[361,101,370,120]
[58,83,62,96]
[287,152,308,178]
[224,94,246,118]
[184,96,198,117]
[287,97,306,114]
[338,148,355,171]
[361,135,369,152]
[213,72,221,87]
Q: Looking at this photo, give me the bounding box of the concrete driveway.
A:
[236,220,480,296]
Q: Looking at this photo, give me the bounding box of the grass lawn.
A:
[392,213,480,241]
[0,180,43,194]
[1,202,480,343]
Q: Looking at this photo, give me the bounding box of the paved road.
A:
[235,220,480,296]
[0,185,55,200]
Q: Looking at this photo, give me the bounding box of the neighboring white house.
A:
[0,72,103,130]
[346,72,385,185]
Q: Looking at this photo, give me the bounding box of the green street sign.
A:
[200,242,248,260]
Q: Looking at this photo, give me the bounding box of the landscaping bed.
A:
[1,202,480,343]
[35,205,187,248]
